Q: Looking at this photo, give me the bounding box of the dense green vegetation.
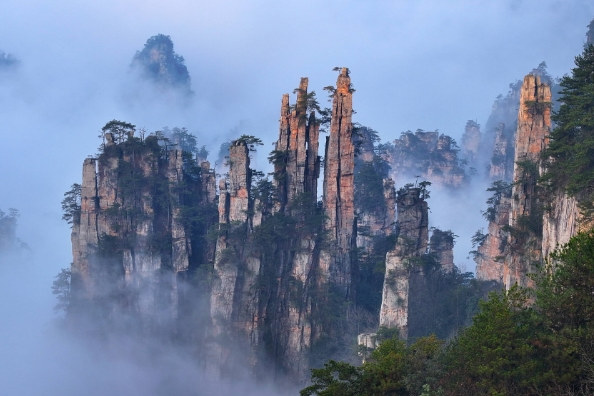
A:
[544,45,594,202]
[407,256,497,341]
[303,230,594,395]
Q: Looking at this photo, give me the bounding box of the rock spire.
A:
[321,68,356,295]
[379,187,428,338]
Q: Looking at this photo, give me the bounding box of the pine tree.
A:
[544,44,594,196]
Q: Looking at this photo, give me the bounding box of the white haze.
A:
[0,0,592,394]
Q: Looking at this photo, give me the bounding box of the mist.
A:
[1,0,593,394]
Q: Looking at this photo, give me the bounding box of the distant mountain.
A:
[587,17,594,46]
[130,34,193,95]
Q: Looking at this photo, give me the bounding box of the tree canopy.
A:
[544,45,594,198]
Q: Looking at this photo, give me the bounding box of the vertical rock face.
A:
[475,196,511,282]
[542,191,580,260]
[429,229,454,272]
[210,140,255,362]
[354,127,396,251]
[226,141,251,223]
[505,74,551,288]
[273,78,320,212]
[379,187,428,338]
[70,135,217,332]
[71,158,100,299]
[208,82,326,381]
[461,120,481,165]
[321,68,356,294]
[356,179,396,250]
[200,161,217,203]
[587,17,594,46]
[489,123,515,181]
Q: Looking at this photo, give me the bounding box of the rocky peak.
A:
[321,68,355,294]
[273,78,320,213]
[130,34,193,95]
[588,18,594,46]
[503,74,551,288]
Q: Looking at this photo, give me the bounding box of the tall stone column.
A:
[379,187,428,338]
[321,68,356,296]
[505,74,551,288]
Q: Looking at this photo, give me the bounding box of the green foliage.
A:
[101,119,136,145]
[439,286,548,395]
[513,161,543,238]
[482,180,512,222]
[356,234,397,314]
[235,135,263,152]
[438,231,594,394]
[302,335,443,396]
[292,88,321,114]
[543,44,594,198]
[354,157,390,214]
[301,360,365,396]
[408,265,496,340]
[169,127,201,155]
[61,183,82,225]
[524,100,552,115]
[469,229,487,260]
[52,268,71,315]
[430,229,456,247]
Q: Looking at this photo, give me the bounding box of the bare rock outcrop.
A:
[475,195,511,282]
[429,229,454,273]
[503,74,551,288]
[379,187,428,338]
[321,68,356,295]
[71,134,218,331]
[273,77,320,212]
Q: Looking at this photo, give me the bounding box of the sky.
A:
[0,1,593,393]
